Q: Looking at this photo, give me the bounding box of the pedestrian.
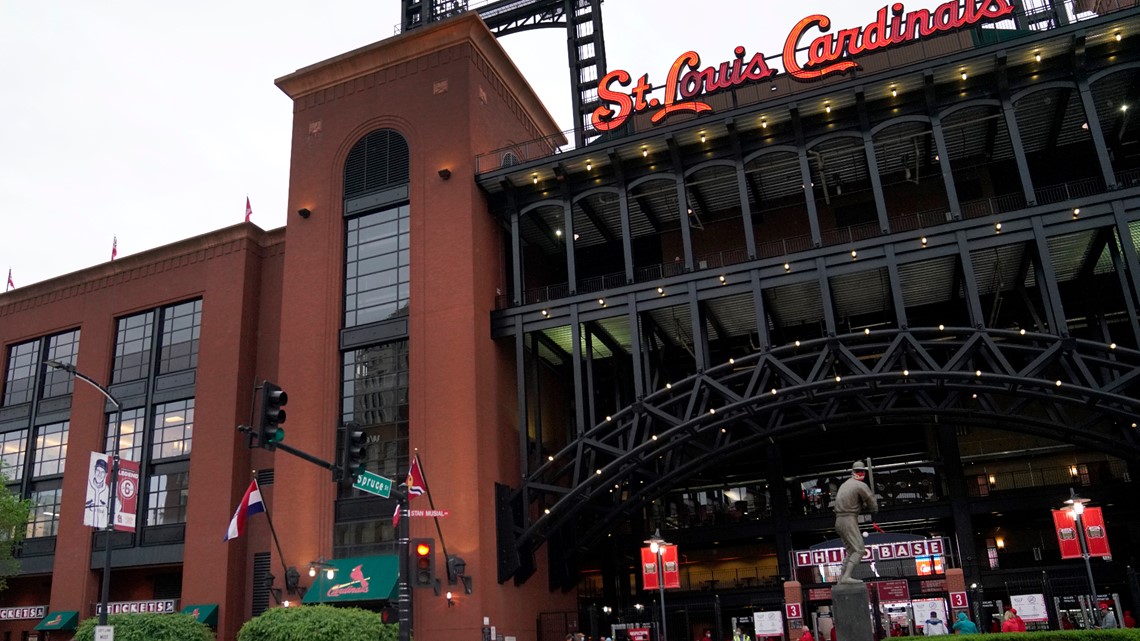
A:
[924,611,949,636]
[1060,613,1074,630]
[952,613,978,634]
[1123,611,1136,628]
[799,627,815,641]
[1101,606,1119,629]
[1001,609,1025,633]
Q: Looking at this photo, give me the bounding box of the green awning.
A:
[302,554,399,604]
[34,611,79,631]
[181,603,218,626]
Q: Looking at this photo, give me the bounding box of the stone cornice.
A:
[0,224,285,316]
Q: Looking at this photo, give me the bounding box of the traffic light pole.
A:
[395,488,412,641]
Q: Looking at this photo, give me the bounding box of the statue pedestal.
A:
[832,582,873,641]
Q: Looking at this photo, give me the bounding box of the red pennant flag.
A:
[406,457,426,499]
[111,236,118,261]
[392,503,401,528]
[5,269,12,291]
[245,196,253,222]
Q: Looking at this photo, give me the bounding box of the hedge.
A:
[237,604,399,641]
[890,631,1140,641]
[73,613,214,641]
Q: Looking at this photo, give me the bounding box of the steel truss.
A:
[498,326,1140,583]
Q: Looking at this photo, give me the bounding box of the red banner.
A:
[628,628,651,641]
[1082,507,1111,558]
[661,544,680,589]
[642,545,680,590]
[641,547,659,590]
[1052,509,1083,559]
[114,459,141,533]
[876,580,910,603]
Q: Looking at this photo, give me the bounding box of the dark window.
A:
[146,471,189,525]
[158,300,202,374]
[112,311,155,384]
[31,422,68,478]
[3,340,40,406]
[342,341,409,481]
[42,330,80,398]
[345,205,410,327]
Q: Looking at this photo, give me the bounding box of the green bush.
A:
[74,613,214,641]
[237,605,399,641]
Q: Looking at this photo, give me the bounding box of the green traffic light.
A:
[270,427,285,443]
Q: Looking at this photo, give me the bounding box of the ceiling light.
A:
[825,102,831,114]
[1110,342,1117,350]
[1115,31,1122,42]
[598,298,605,306]
[700,132,707,143]
[834,375,842,383]
[783,262,791,271]
[1072,208,1080,219]
[573,233,580,240]
[532,174,538,184]
[850,249,857,259]
[891,86,897,97]
[657,287,664,295]
[920,236,928,246]
[1034,51,1041,62]
[642,147,648,157]
[555,229,562,237]
[794,340,801,347]
[719,275,727,284]
[771,388,778,395]
[1019,328,1025,335]
[761,118,768,128]
[864,328,870,335]
[960,70,968,81]
[975,370,982,377]
[541,309,549,317]
[939,324,945,331]
[995,222,1002,232]
[1055,380,1062,387]
[586,160,592,171]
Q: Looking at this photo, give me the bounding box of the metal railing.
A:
[495,170,1139,310]
[966,460,1130,497]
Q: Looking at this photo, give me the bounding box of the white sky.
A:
[1,0,946,288]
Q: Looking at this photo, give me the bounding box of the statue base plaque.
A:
[832,582,874,641]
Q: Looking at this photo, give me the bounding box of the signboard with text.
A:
[0,606,46,620]
[591,0,1017,131]
[876,579,910,603]
[95,600,177,616]
[754,611,785,637]
[794,538,946,566]
[114,458,140,533]
[1053,508,1111,559]
[1010,594,1048,622]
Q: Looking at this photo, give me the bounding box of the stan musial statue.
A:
[834,460,878,584]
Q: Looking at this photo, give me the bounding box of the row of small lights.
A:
[535,205,1085,314]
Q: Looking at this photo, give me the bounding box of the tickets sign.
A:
[95,600,177,615]
[0,606,46,620]
[794,538,946,566]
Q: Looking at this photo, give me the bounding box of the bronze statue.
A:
[833,460,877,584]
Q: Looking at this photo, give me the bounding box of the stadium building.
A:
[1,0,1139,640]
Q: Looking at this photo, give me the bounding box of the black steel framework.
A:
[401,0,607,147]
[482,3,1140,586]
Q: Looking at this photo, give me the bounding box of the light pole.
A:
[1063,489,1101,628]
[645,529,670,641]
[45,360,122,627]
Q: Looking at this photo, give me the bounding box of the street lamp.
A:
[45,360,122,627]
[645,529,671,641]
[1063,489,1101,628]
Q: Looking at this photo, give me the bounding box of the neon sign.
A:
[591,0,1016,131]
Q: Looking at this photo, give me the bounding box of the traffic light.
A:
[340,423,367,484]
[412,538,435,588]
[380,606,399,624]
[258,381,287,450]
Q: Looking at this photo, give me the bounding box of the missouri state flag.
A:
[406,456,426,498]
[223,480,265,541]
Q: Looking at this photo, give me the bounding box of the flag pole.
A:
[413,450,451,576]
[251,470,292,593]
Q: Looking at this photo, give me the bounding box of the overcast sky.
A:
[1,0,947,289]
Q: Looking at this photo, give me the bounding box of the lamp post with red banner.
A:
[1061,489,1103,627]
[644,530,675,641]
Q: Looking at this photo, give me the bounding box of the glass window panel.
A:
[345,205,409,329]
[3,340,40,406]
[146,471,189,525]
[151,399,194,460]
[107,408,145,463]
[26,487,62,538]
[341,341,409,476]
[0,429,28,482]
[32,422,68,478]
[42,330,81,398]
[112,311,155,383]
[159,299,202,374]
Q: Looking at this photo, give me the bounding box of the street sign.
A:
[352,470,393,498]
[95,626,114,641]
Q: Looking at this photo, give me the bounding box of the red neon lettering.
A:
[784,15,858,80]
[591,70,634,132]
[652,51,713,123]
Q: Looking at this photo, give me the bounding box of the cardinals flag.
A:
[111,236,118,261]
[245,197,253,222]
[5,269,12,292]
[406,457,427,498]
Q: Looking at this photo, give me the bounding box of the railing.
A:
[495,171,1140,310]
[965,460,1130,497]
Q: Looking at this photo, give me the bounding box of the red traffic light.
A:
[416,542,431,557]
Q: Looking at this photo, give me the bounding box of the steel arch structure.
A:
[498,326,1140,582]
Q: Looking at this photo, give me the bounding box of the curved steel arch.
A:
[501,326,1140,580]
